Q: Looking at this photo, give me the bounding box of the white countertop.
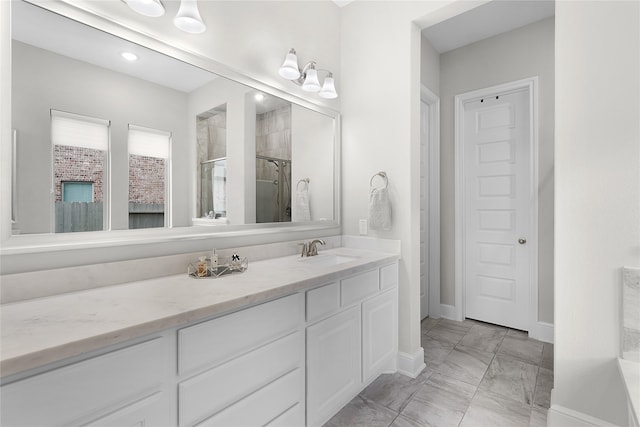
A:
[0,248,398,378]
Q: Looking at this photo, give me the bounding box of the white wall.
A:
[291,105,335,222]
[340,0,456,365]
[420,36,440,96]
[438,18,555,323]
[551,1,640,425]
[12,41,189,233]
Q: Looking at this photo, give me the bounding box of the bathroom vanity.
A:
[0,248,399,427]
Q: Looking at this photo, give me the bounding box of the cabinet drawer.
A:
[195,368,303,427]
[341,269,379,307]
[178,293,302,375]
[1,337,167,427]
[179,331,303,426]
[380,263,398,290]
[306,282,340,323]
[265,402,304,427]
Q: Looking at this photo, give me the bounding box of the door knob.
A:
[518,238,527,244]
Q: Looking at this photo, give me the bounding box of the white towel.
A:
[294,185,311,222]
[368,186,391,230]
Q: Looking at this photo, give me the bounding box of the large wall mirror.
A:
[7,1,338,243]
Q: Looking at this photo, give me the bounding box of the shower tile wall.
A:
[256,105,291,180]
[197,112,227,163]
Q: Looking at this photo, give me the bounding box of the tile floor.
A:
[324,317,554,427]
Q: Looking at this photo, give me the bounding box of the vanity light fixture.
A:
[174,0,206,34]
[126,0,165,17]
[278,48,338,99]
[126,0,206,34]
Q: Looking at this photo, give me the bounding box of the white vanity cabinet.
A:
[0,256,399,427]
[0,336,174,426]
[305,263,399,427]
[177,293,305,427]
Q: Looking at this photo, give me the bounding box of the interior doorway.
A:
[420,86,440,321]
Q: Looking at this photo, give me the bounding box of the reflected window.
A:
[51,110,109,233]
[128,125,170,229]
[62,182,93,202]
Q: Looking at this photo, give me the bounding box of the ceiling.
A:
[422,0,555,53]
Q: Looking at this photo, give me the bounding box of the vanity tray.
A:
[188,257,249,279]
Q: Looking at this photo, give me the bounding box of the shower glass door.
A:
[256,156,291,223]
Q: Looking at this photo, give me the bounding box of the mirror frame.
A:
[0,0,340,263]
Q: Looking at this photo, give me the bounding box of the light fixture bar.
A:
[277,48,338,99]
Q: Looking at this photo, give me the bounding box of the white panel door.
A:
[420,101,429,320]
[463,89,530,330]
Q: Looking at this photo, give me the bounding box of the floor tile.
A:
[435,345,494,386]
[421,317,440,333]
[506,329,530,339]
[389,414,424,427]
[426,324,466,346]
[529,406,548,427]
[438,318,474,332]
[533,367,553,409]
[361,372,429,413]
[498,335,544,366]
[459,389,531,427]
[541,342,554,371]
[479,355,538,405]
[459,324,507,354]
[399,373,476,427]
[423,336,455,368]
[324,395,398,427]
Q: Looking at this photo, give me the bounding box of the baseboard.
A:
[397,348,426,378]
[530,321,554,343]
[548,405,621,427]
[439,304,458,321]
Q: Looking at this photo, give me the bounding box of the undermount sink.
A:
[299,254,358,266]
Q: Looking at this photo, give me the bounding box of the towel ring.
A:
[370,171,388,189]
[297,178,310,191]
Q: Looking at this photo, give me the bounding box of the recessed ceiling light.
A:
[255,93,265,102]
[121,52,139,62]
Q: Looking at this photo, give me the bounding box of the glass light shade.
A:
[302,68,321,92]
[126,0,165,17]
[174,0,206,34]
[319,75,338,99]
[278,50,300,80]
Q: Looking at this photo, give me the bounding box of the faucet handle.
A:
[298,242,309,257]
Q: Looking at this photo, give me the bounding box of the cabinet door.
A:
[306,306,361,427]
[362,288,398,383]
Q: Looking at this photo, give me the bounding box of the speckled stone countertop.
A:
[0,247,399,378]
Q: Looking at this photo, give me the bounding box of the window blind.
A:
[51,110,109,150]
[128,125,170,159]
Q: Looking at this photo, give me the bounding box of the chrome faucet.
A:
[300,239,326,257]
